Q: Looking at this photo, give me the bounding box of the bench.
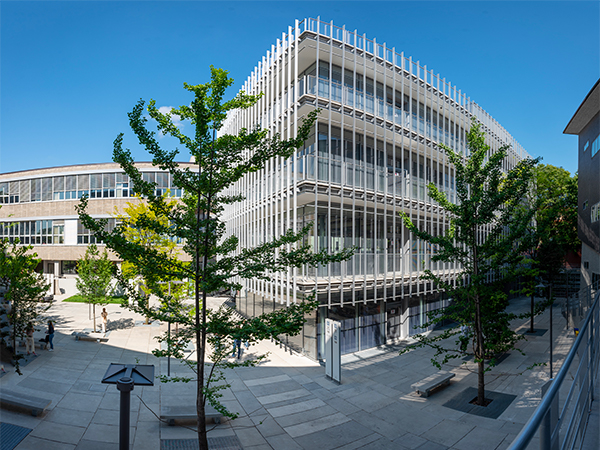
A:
[160,404,222,425]
[71,328,110,342]
[0,391,52,416]
[411,370,455,397]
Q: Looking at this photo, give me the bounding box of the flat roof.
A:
[564,79,600,135]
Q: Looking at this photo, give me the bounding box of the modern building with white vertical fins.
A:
[221,18,530,360]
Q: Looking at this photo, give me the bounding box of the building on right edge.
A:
[222,17,530,360]
[564,79,600,290]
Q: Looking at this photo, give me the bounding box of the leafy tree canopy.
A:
[400,118,539,405]
[76,67,352,450]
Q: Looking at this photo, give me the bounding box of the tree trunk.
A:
[195,211,209,450]
[472,228,485,406]
[196,134,215,450]
[93,303,97,332]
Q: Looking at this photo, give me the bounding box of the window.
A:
[41,178,52,201]
[31,179,41,202]
[53,223,65,244]
[0,220,61,245]
[155,172,169,196]
[0,182,7,204]
[116,173,129,197]
[592,135,600,157]
[584,141,589,151]
[34,220,53,244]
[90,174,102,198]
[102,173,115,198]
[591,202,600,223]
[53,176,65,200]
[61,261,78,275]
[75,174,87,198]
[583,200,588,210]
[77,219,115,244]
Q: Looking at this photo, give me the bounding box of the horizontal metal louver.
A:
[53,176,64,192]
[19,180,30,202]
[31,179,41,201]
[116,172,128,183]
[103,173,115,188]
[76,174,88,190]
[156,172,168,188]
[90,174,102,189]
[42,177,52,201]
[142,172,155,183]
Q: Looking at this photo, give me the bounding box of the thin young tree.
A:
[400,118,538,406]
[76,244,115,331]
[77,67,352,449]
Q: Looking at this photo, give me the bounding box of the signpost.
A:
[102,364,154,450]
[325,319,341,383]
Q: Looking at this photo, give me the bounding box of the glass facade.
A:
[0,170,182,205]
[221,18,529,360]
[0,220,64,245]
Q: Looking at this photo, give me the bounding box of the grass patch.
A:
[63,295,126,304]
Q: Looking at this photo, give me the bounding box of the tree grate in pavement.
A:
[0,422,32,450]
[161,436,242,450]
[442,387,517,419]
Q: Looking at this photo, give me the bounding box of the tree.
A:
[113,194,181,283]
[0,238,50,374]
[534,165,579,277]
[113,195,189,323]
[76,67,352,450]
[520,164,579,332]
[400,118,538,406]
[76,244,115,331]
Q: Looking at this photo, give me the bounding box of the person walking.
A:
[232,338,242,359]
[46,320,54,351]
[25,322,36,356]
[101,308,108,334]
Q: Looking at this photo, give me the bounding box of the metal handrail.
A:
[509,283,599,449]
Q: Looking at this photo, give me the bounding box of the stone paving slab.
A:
[0,295,596,450]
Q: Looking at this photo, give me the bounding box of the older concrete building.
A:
[0,162,194,295]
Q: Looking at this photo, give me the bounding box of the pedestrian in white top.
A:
[101,308,108,334]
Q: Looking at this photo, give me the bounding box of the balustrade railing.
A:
[509,282,599,450]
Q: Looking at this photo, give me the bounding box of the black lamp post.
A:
[537,281,553,379]
[102,364,154,450]
[159,280,185,377]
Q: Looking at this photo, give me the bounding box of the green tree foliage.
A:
[77,67,353,450]
[400,118,539,406]
[113,195,190,324]
[520,164,578,331]
[535,164,579,277]
[0,238,50,374]
[113,194,180,286]
[76,244,115,331]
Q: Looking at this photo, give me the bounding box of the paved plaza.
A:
[0,295,596,450]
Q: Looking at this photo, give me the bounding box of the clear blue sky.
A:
[2,1,598,175]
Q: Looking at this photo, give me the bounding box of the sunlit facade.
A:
[225,18,530,360]
[0,162,194,294]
